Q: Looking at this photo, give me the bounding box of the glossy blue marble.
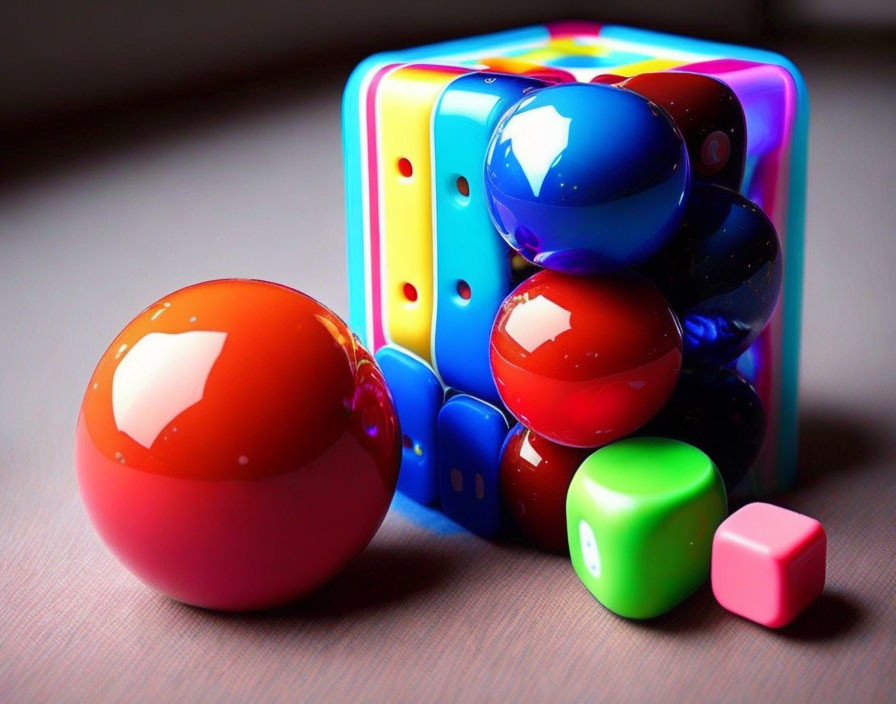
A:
[375,346,443,505]
[437,395,509,538]
[484,82,690,275]
[642,183,782,365]
[432,73,546,406]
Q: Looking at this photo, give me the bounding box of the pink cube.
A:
[712,502,826,628]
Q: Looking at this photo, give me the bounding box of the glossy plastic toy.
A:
[500,424,590,553]
[433,73,547,404]
[642,183,783,364]
[484,82,690,275]
[376,346,443,504]
[75,280,401,610]
[712,502,826,627]
[490,269,682,448]
[437,395,509,537]
[344,23,807,514]
[567,437,727,619]
[621,72,747,190]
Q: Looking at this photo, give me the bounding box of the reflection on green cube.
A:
[567,437,727,619]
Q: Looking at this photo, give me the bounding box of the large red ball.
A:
[500,424,591,553]
[489,270,682,448]
[75,279,400,611]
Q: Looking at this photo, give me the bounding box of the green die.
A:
[566,437,727,619]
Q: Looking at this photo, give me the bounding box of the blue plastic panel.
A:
[375,346,443,504]
[437,394,509,537]
[431,72,547,405]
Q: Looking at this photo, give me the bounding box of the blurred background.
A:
[2,1,894,127]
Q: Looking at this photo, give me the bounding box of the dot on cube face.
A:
[489,269,683,448]
[712,502,826,628]
[621,72,747,190]
[640,366,765,493]
[641,183,783,365]
[499,423,591,553]
[484,82,690,275]
[567,437,727,619]
[75,279,401,611]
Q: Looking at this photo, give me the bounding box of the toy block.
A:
[712,502,826,627]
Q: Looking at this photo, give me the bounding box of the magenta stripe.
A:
[364,63,400,351]
[547,21,602,38]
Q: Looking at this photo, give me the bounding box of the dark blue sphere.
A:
[484,83,690,275]
[642,183,783,365]
[640,366,765,493]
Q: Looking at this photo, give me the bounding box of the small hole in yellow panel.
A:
[397,158,413,178]
[402,282,418,303]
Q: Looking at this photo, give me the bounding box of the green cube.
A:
[566,437,727,619]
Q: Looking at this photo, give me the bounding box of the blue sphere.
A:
[641,183,783,365]
[484,83,690,275]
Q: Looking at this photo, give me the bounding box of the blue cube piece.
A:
[432,73,546,405]
[375,346,443,505]
[437,394,509,537]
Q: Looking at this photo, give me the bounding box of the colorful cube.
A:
[343,23,807,503]
[712,502,826,627]
[566,437,727,619]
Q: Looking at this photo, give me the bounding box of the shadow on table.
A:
[777,590,865,641]
[292,543,462,619]
[180,541,463,627]
[795,403,888,489]
[627,583,728,635]
[623,585,864,642]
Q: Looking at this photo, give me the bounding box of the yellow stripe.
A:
[610,58,686,77]
[377,67,457,362]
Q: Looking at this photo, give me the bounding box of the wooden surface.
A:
[1,42,895,702]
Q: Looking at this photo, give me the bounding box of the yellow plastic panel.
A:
[377,67,458,363]
[612,58,686,76]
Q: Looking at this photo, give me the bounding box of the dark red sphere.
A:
[76,279,400,611]
[589,73,625,85]
[621,72,747,190]
[500,424,591,553]
[489,270,683,448]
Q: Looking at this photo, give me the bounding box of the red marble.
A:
[500,424,590,553]
[489,270,682,448]
[76,279,400,611]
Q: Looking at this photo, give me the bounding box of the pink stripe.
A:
[547,21,602,38]
[409,64,469,75]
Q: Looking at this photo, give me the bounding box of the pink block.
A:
[712,502,826,628]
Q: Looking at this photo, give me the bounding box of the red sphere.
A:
[75,279,400,611]
[489,270,682,448]
[500,424,591,553]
